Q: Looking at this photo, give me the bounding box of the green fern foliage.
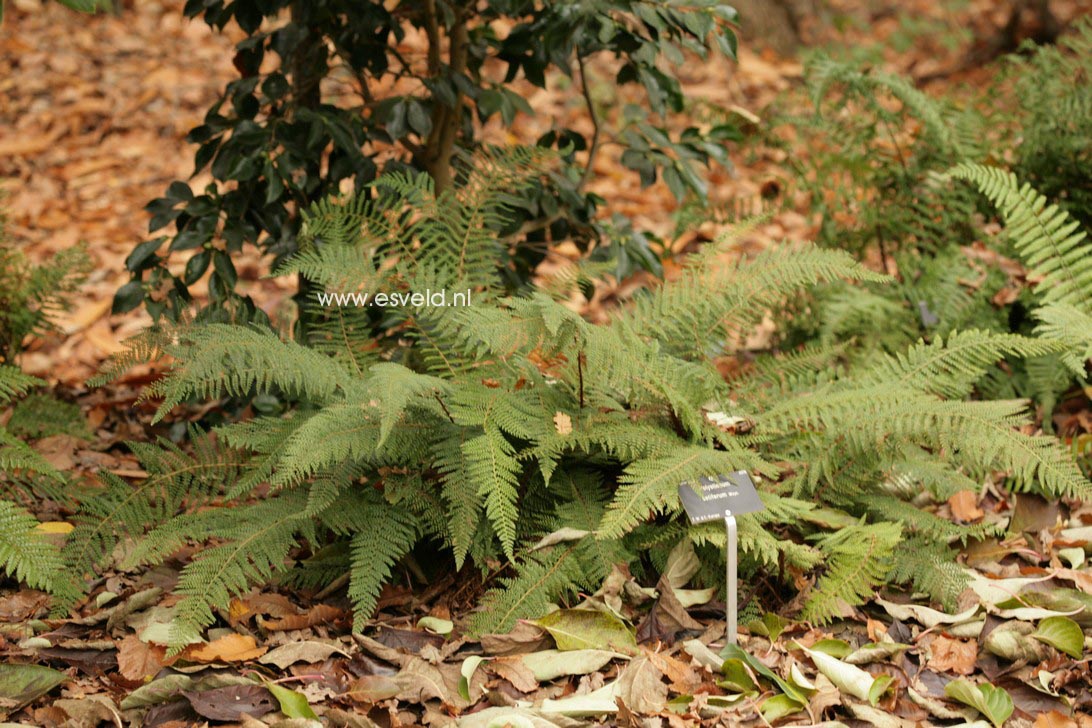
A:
[0,217,90,596]
[947,163,1092,314]
[83,152,1091,645]
[0,500,64,592]
[803,522,903,625]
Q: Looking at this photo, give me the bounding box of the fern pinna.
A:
[83,152,1090,648]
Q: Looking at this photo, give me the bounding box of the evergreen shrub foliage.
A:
[80,151,1091,647]
[117,0,742,322]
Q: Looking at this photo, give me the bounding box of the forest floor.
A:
[2,0,1092,726]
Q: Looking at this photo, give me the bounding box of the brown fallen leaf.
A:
[183,633,267,663]
[259,603,345,631]
[480,621,552,656]
[553,411,572,435]
[928,635,978,676]
[615,654,668,714]
[1035,710,1078,728]
[948,491,984,522]
[344,675,401,704]
[646,649,700,694]
[116,633,165,681]
[183,685,276,721]
[489,656,539,693]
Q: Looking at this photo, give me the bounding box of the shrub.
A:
[115,0,742,323]
[78,154,1090,647]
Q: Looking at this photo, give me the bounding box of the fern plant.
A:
[0,217,91,593]
[83,153,1090,648]
[780,54,1091,428]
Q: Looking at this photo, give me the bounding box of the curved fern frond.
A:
[947,163,1092,314]
[151,324,352,421]
[168,492,312,651]
[859,330,1064,398]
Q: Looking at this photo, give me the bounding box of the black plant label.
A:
[677,472,764,524]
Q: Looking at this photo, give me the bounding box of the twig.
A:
[577,53,602,193]
[435,392,455,423]
[577,349,586,409]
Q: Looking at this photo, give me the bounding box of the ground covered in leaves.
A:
[3,0,1092,726]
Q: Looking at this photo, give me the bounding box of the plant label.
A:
[677,471,763,646]
[676,471,764,523]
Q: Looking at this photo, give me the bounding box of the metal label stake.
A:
[677,471,762,646]
[725,512,737,644]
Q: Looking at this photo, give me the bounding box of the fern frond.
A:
[0,365,43,405]
[802,522,902,625]
[0,428,64,483]
[8,394,91,440]
[947,163,1092,314]
[338,496,419,631]
[469,541,585,635]
[621,243,886,360]
[0,500,63,592]
[61,429,241,608]
[151,324,352,420]
[168,492,312,650]
[887,535,969,610]
[464,429,521,559]
[599,446,761,539]
[859,330,1064,399]
[1035,304,1092,374]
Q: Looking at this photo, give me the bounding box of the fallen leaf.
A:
[615,655,668,714]
[945,680,1013,728]
[0,664,67,714]
[875,597,979,628]
[117,633,166,681]
[661,539,700,589]
[417,616,454,635]
[1034,710,1078,728]
[183,685,276,721]
[928,635,978,676]
[490,655,539,693]
[458,655,486,702]
[34,521,74,534]
[392,657,461,707]
[481,620,552,655]
[983,621,1052,662]
[265,681,318,720]
[553,411,572,435]
[535,609,638,655]
[183,634,267,663]
[540,680,619,717]
[521,649,620,681]
[1032,616,1085,659]
[800,645,888,705]
[51,696,122,727]
[344,674,401,704]
[258,640,347,669]
[948,490,985,521]
[260,603,344,630]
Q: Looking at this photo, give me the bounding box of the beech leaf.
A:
[534,609,638,655]
[0,664,67,714]
[266,681,318,720]
[944,679,1014,728]
[1032,616,1085,659]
